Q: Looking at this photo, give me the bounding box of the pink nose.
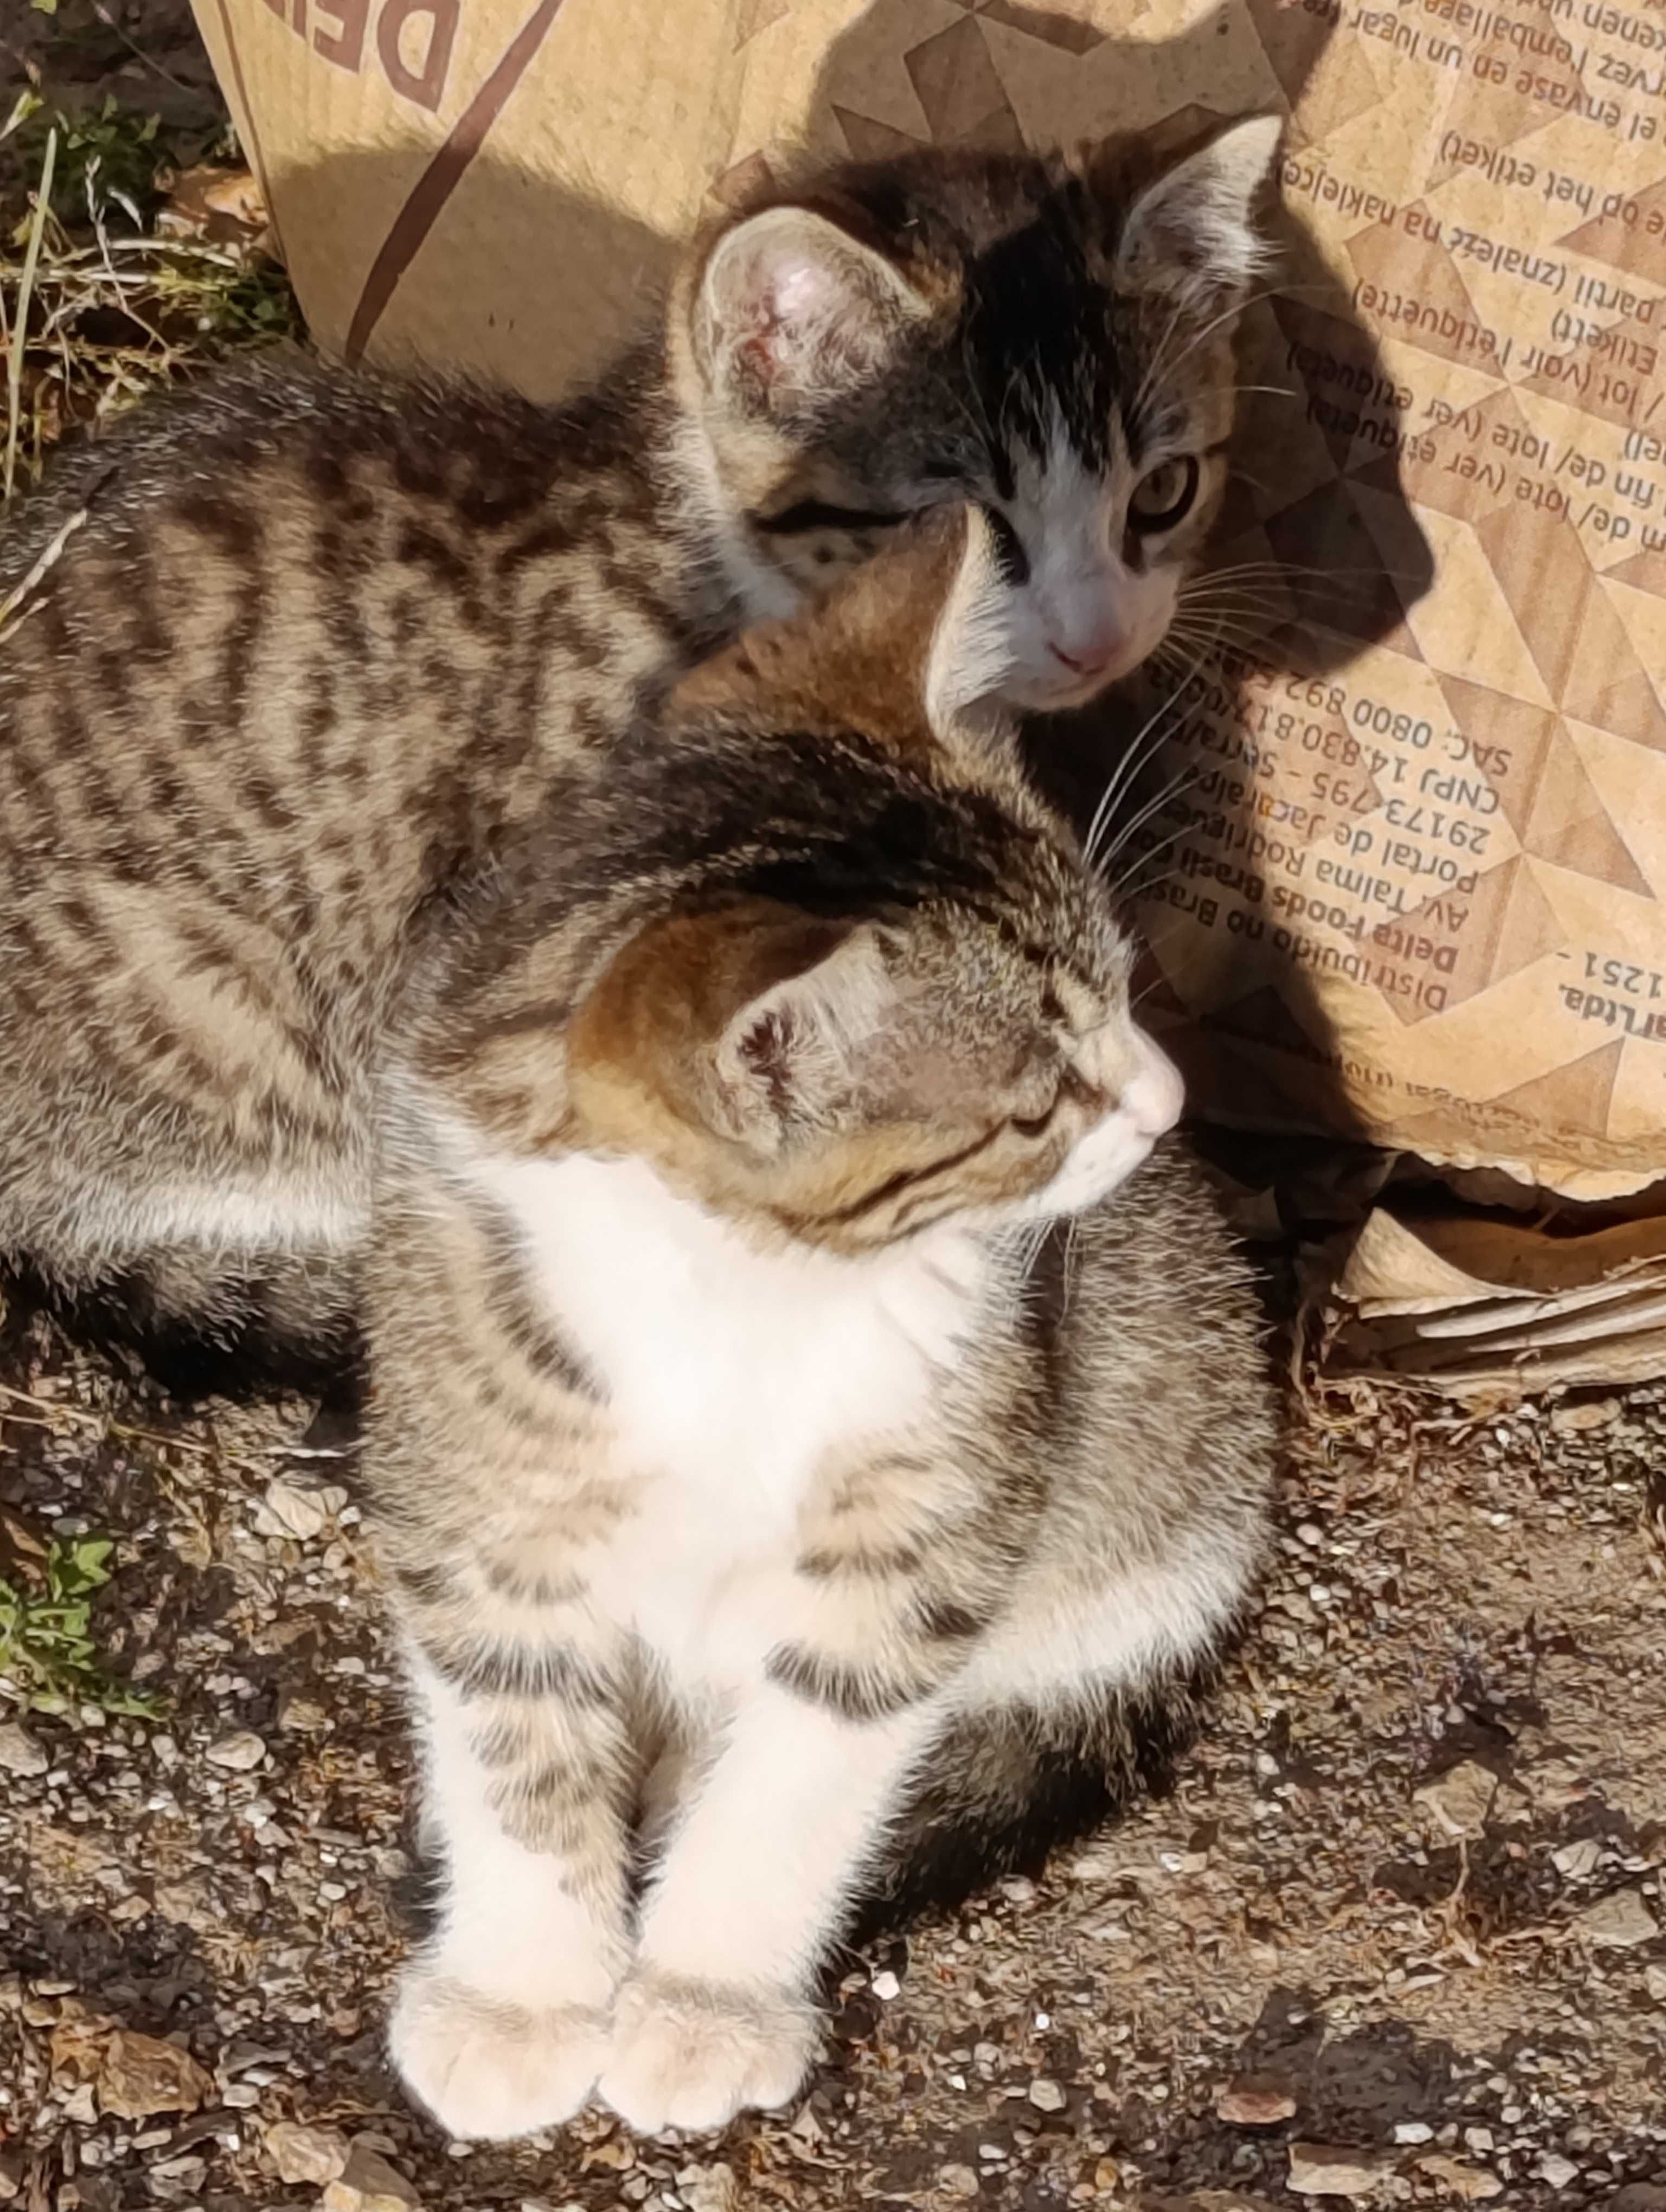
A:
[1049,628,1128,683]
[1050,642,1112,678]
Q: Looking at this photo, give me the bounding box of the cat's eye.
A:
[753,499,908,536]
[1129,455,1200,534]
[1008,1102,1057,1140]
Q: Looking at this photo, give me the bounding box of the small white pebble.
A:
[1028,2078,1067,2113]
[870,1971,901,2001]
[204,1731,266,1772]
[1034,2011,1050,2030]
[1394,2122,1434,2145]
[1296,1522,1324,1546]
[1537,2154,1580,2188]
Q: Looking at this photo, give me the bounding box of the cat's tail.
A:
[3,1243,361,1403]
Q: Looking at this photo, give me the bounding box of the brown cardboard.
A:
[1325,1204,1666,1394]
[189,0,1666,1201]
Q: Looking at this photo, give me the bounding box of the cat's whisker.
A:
[1082,697,1189,873]
[1130,925,1219,1012]
[1096,766,1207,886]
[1133,283,1304,418]
[1131,291,1202,429]
[1182,582,1391,610]
[1082,619,1227,867]
[1164,615,1285,651]
[1172,600,1290,626]
[1105,815,1208,904]
[1176,585,1393,626]
[1208,384,1300,403]
[1160,612,1275,653]
[1187,560,1422,591]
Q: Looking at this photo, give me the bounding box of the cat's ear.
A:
[709,918,895,1152]
[1114,115,1283,307]
[692,207,931,420]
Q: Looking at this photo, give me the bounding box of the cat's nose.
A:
[1123,1035,1185,1139]
[1049,641,1114,679]
[1048,620,1130,684]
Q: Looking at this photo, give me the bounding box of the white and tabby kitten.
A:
[370,510,1275,2141]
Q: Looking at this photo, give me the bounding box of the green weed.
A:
[0,1533,159,1718]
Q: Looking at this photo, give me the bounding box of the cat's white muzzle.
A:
[1011,1030,1184,1225]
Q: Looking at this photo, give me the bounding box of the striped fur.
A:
[0,124,1278,1368]
[368,513,1276,2141]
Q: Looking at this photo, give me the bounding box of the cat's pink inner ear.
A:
[699,207,928,412]
[1114,114,1283,304]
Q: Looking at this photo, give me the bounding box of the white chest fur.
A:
[473,1149,992,1679]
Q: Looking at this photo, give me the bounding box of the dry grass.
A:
[0,84,297,504]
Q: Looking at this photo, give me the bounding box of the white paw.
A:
[598,1971,818,2135]
[390,1968,611,2140]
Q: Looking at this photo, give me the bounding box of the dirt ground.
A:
[2,8,1665,2210]
[1,1296,1663,2212]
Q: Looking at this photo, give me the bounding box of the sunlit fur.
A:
[675,117,1283,709]
[370,511,1275,2144]
[0,121,1274,1369]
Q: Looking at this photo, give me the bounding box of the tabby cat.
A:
[0,117,1279,1364]
[369,505,1276,2141]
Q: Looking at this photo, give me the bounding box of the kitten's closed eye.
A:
[1007,1103,1058,1141]
[754,500,909,537]
[1128,456,1200,534]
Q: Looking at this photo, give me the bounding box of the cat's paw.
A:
[390,1969,611,2140]
[598,1971,818,2134]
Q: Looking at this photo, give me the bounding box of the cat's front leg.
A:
[598,1686,942,2133]
[390,1642,633,2141]
[600,1443,1013,2133]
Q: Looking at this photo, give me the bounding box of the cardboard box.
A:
[191,0,1666,1210]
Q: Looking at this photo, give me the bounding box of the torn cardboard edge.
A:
[1197,1129,1666,1395]
[1324,1191,1666,1397]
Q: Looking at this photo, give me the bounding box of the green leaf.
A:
[1,89,43,144]
[71,1535,114,1582]
[0,1538,162,1719]
[30,0,59,16]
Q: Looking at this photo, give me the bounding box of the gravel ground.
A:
[1,1282,1662,2212]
